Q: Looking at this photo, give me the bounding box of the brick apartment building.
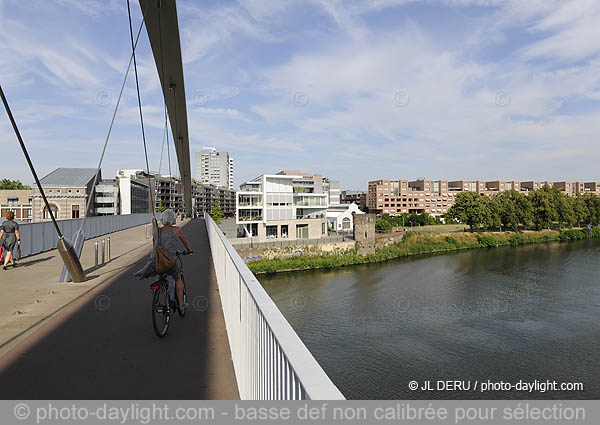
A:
[368,179,600,216]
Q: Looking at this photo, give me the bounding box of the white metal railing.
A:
[204,212,345,400]
[14,213,153,259]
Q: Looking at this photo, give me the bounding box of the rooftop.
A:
[39,168,99,187]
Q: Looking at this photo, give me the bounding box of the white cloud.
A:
[4,0,600,187]
[179,3,281,64]
[522,0,600,62]
[237,0,296,21]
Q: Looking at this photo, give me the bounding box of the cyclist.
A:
[153,209,192,310]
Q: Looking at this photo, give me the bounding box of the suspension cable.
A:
[166,105,172,179]
[170,87,181,180]
[126,0,155,219]
[0,85,63,237]
[57,7,147,282]
[82,9,147,221]
[158,120,166,174]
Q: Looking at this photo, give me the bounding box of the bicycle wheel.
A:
[178,274,188,317]
[152,286,170,337]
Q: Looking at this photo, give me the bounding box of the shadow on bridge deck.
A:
[0,219,239,399]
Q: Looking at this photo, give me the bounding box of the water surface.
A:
[262,240,600,399]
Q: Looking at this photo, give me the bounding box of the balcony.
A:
[238,215,262,222]
[96,196,117,203]
[293,195,327,207]
[296,213,325,219]
[239,183,262,192]
[237,207,263,222]
[293,186,316,194]
[238,194,262,207]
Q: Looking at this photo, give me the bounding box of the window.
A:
[72,205,80,219]
[322,222,326,235]
[342,217,351,230]
[43,204,58,219]
[281,225,288,238]
[266,225,277,238]
[296,224,308,239]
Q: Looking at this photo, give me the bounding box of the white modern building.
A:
[323,177,340,206]
[236,172,330,241]
[118,176,151,215]
[95,179,120,216]
[326,203,364,233]
[194,147,234,190]
[118,169,181,213]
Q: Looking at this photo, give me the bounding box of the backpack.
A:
[154,229,175,274]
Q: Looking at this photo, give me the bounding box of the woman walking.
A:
[0,211,21,270]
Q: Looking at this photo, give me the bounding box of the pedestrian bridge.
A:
[0,215,344,400]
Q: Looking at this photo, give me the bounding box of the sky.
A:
[1,0,600,190]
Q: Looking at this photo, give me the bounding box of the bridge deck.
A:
[0,219,239,399]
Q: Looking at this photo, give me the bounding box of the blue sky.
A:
[2,0,600,190]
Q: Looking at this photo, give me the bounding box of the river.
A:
[261,239,600,399]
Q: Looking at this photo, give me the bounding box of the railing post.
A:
[101,239,105,265]
[94,241,99,268]
[107,237,111,261]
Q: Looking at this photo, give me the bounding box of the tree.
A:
[482,195,502,230]
[515,191,533,229]
[582,194,600,225]
[551,187,575,228]
[573,195,588,227]
[447,191,488,231]
[210,201,224,225]
[529,185,558,230]
[0,179,31,190]
[496,190,519,231]
[375,218,393,233]
[157,200,166,213]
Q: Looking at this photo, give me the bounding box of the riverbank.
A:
[248,227,600,275]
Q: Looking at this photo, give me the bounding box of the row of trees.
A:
[447,185,600,231]
[376,211,443,232]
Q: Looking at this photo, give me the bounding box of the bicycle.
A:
[150,250,192,337]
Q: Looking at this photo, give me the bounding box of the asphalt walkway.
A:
[0,219,239,399]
